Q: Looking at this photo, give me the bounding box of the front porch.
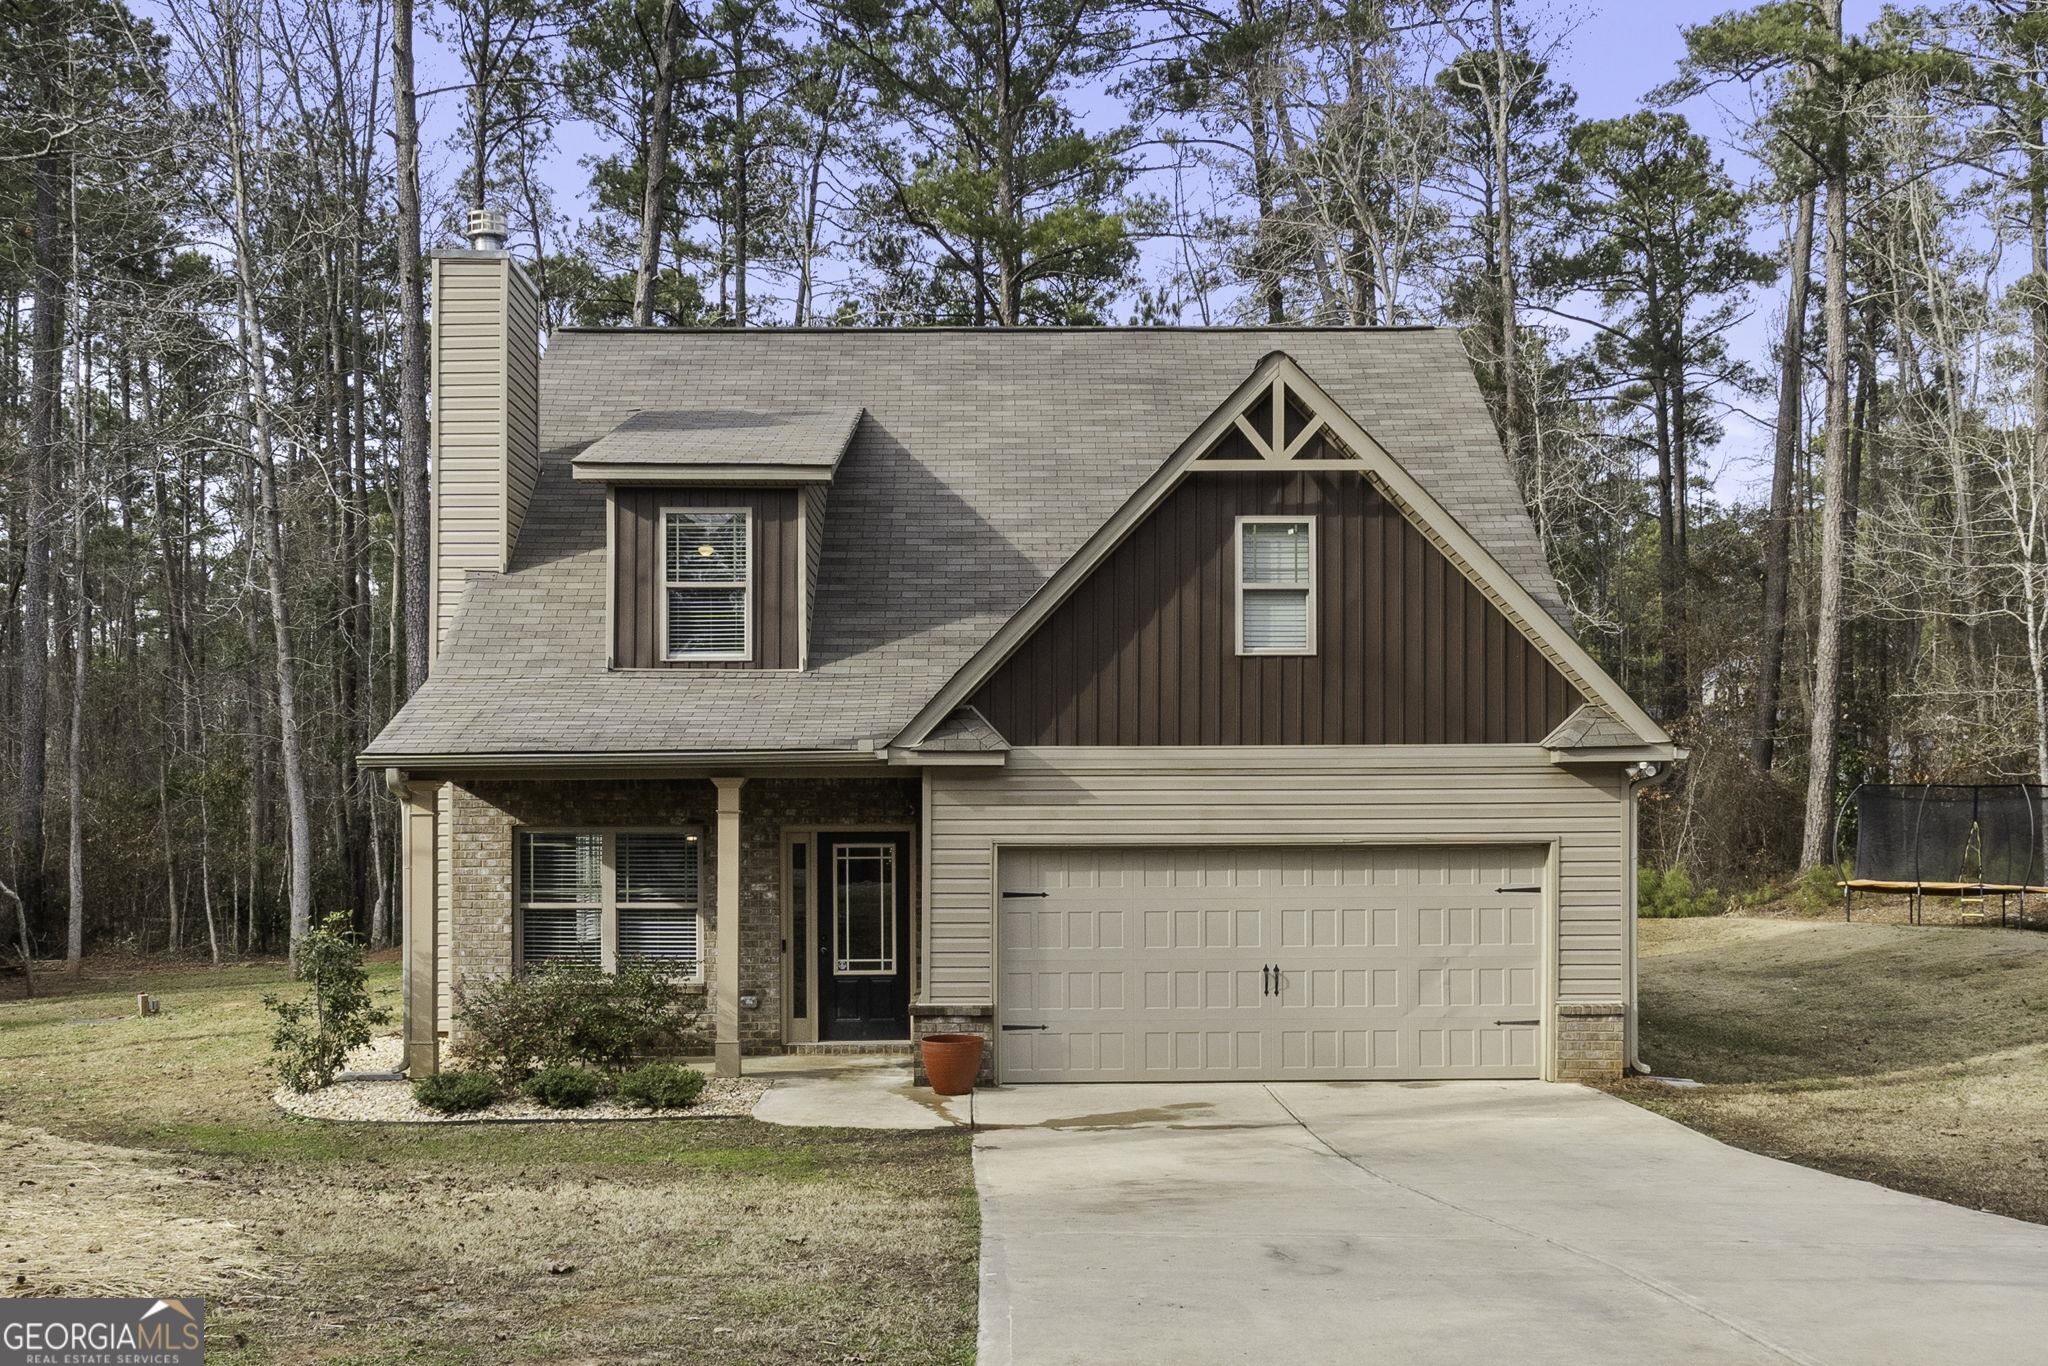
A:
[392,772,962,1078]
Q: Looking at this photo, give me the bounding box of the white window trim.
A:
[830,840,899,977]
[660,506,754,663]
[1236,515,1318,656]
[514,826,705,981]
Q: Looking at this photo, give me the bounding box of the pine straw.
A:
[0,1122,270,1299]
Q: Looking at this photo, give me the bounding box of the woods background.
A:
[5,0,2047,966]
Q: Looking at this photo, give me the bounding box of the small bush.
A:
[1789,863,1846,915]
[525,1064,605,1110]
[616,1063,708,1111]
[264,911,392,1092]
[414,1070,500,1114]
[1638,865,1724,919]
[450,960,701,1085]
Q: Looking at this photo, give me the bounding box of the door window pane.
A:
[832,843,896,975]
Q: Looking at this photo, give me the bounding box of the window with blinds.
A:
[616,832,701,966]
[515,830,702,976]
[1238,517,1317,655]
[517,832,602,965]
[664,509,752,660]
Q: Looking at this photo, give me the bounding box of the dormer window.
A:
[664,507,752,660]
[1237,516,1317,655]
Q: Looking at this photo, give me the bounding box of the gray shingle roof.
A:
[365,327,1570,762]
[1543,704,1650,751]
[912,707,1010,753]
[570,405,860,471]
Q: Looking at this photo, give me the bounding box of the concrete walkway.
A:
[755,1067,2048,1363]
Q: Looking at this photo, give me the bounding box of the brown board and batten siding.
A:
[969,471,1580,746]
[921,750,1627,1009]
[612,486,801,669]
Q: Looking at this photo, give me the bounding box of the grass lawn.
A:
[1619,913,2048,1225]
[0,959,978,1364]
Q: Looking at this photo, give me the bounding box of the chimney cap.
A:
[466,206,509,251]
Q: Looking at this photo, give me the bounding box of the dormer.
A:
[572,406,859,672]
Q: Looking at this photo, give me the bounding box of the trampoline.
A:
[1833,783,2047,926]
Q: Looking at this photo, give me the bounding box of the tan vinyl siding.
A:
[502,265,542,563]
[924,748,1626,1009]
[432,255,539,658]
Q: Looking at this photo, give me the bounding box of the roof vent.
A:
[466,206,508,251]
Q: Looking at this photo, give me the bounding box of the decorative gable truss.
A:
[891,350,1675,759]
[1195,369,1367,469]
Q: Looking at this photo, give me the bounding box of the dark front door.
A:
[817,832,912,1041]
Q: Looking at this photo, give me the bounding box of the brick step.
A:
[786,1040,914,1056]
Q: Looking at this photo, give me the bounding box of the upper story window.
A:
[663,508,752,660]
[1237,516,1317,655]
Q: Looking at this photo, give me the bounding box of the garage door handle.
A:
[1495,1019,1539,1026]
[1002,1024,1049,1032]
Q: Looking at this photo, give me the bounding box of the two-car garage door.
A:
[997,845,1545,1083]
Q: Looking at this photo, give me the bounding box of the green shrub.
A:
[1638,865,1724,919]
[263,911,392,1092]
[1789,863,1845,915]
[525,1064,605,1110]
[616,1063,708,1111]
[413,1070,500,1114]
[450,960,701,1085]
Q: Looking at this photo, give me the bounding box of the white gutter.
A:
[1623,758,1678,1075]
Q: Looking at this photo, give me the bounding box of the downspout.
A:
[1623,760,1674,1075]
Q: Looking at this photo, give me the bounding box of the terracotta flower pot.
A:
[921,1032,985,1096]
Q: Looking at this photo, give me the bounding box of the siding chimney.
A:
[429,212,541,659]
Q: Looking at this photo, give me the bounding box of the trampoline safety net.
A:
[1847,785,2046,887]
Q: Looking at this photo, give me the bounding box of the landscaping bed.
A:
[1621,913,2048,1225]
[272,1036,767,1123]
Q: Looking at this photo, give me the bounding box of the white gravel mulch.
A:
[273,1036,767,1124]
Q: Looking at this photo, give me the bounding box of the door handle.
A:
[1261,965,1270,997]
[1271,965,1282,997]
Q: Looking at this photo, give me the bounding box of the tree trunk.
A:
[732,27,749,326]
[1799,3,1852,868]
[1490,0,1519,458]
[16,56,63,939]
[393,0,432,697]
[219,33,318,969]
[633,4,686,327]
[2032,58,2048,786]
[1753,190,1816,770]
[65,367,87,974]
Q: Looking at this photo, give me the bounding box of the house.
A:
[361,224,1676,1088]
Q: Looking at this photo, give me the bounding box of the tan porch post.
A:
[713,776,746,1077]
[388,771,440,1077]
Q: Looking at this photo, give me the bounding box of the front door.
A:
[817,833,912,1040]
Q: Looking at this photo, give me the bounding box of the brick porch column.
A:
[713,776,746,1077]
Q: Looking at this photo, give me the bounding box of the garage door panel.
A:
[999,845,1546,1083]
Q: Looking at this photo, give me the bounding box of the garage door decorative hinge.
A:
[1494,1019,1540,1026]
[1001,890,1050,899]
[1495,885,1543,894]
[1001,1023,1050,1032]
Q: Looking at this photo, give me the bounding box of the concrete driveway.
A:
[968,1081,2048,1366]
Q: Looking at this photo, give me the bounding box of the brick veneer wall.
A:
[911,1005,995,1086]
[1555,1001,1626,1082]
[444,775,919,1054]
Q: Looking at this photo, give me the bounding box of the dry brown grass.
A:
[0,959,978,1364]
[1620,915,2048,1224]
